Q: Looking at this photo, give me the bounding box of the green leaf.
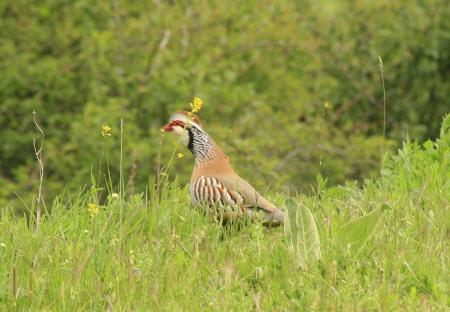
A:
[335,204,390,253]
[284,198,321,270]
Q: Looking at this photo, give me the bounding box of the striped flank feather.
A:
[191,176,244,208]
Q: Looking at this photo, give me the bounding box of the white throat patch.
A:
[172,125,190,146]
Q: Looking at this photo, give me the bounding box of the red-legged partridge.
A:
[164,112,284,226]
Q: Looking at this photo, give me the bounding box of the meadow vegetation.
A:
[0,115,448,310]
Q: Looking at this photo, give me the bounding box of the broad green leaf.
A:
[335,204,390,252]
[284,198,321,270]
[284,198,299,240]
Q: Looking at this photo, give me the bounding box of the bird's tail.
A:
[263,208,285,227]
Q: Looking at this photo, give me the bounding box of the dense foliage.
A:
[0,1,449,209]
[0,115,448,310]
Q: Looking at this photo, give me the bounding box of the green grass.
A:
[1,116,449,311]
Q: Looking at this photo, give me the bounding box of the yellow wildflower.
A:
[324,101,331,110]
[177,152,184,159]
[101,125,112,137]
[87,202,100,216]
[190,97,203,113]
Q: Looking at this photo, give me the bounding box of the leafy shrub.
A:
[0,1,448,208]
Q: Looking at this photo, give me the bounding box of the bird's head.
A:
[163,111,202,146]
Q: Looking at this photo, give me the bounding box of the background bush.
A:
[0,0,449,209]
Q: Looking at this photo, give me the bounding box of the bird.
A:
[163,111,284,227]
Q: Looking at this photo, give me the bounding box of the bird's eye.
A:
[172,120,185,128]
